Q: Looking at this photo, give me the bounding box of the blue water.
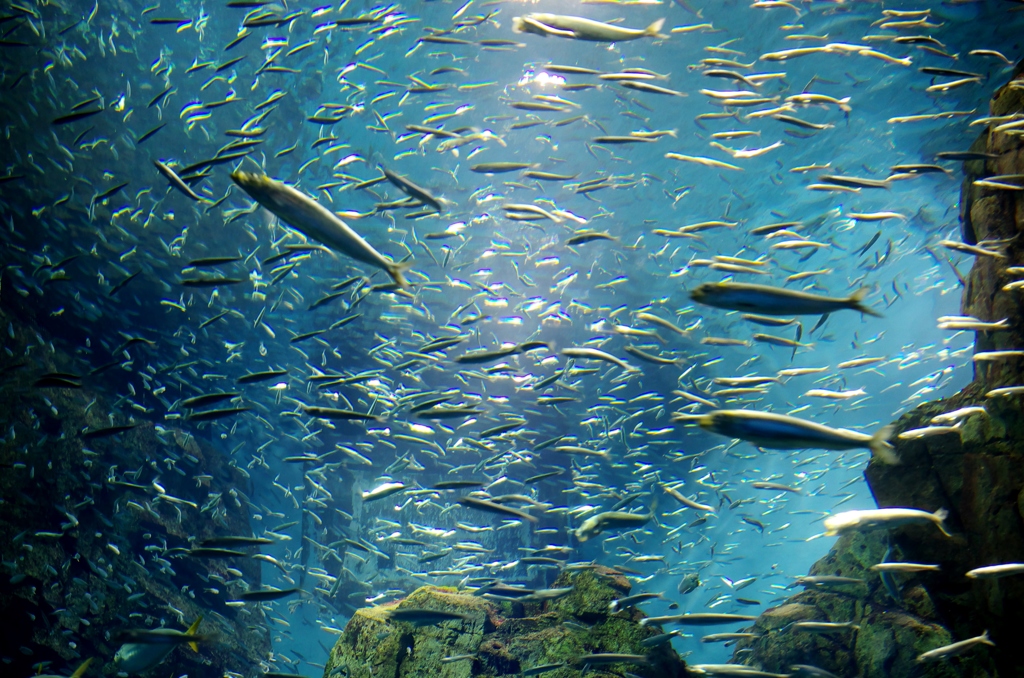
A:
[1,0,1020,674]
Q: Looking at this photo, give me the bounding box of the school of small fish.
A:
[1,0,1022,675]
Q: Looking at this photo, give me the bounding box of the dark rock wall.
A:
[960,65,1024,384]
[863,65,1024,677]
[733,66,1024,678]
[0,305,271,677]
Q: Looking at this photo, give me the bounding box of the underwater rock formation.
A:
[732,531,997,678]
[960,63,1024,382]
[731,66,1024,678]
[0,306,271,677]
[323,567,688,678]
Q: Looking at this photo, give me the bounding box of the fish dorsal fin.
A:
[186,615,203,652]
[70,658,94,678]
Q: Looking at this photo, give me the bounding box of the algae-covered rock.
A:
[734,66,1024,678]
[732,533,998,678]
[325,587,494,678]
[323,569,688,678]
[0,306,271,678]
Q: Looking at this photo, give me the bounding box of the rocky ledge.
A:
[729,62,1024,678]
[323,567,688,678]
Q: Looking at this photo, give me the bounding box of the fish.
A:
[523,663,566,675]
[524,470,563,484]
[386,608,473,626]
[870,562,940,573]
[0,2,1013,674]
[512,14,667,42]
[689,666,790,678]
[641,631,682,647]
[232,171,412,287]
[362,482,406,502]
[575,493,657,542]
[188,547,249,557]
[457,496,539,523]
[236,587,301,601]
[791,576,865,589]
[432,480,486,490]
[237,369,288,384]
[964,563,1024,579]
[561,347,637,373]
[181,276,244,287]
[622,81,688,97]
[690,282,882,317]
[609,592,662,612]
[574,654,651,667]
[662,484,715,512]
[471,162,535,173]
[187,407,251,421]
[640,613,757,626]
[52,108,104,125]
[916,631,994,663]
[154,160,207,202]
[80,424,136,439]
[381,168,444,212]
[199,536,274,548]
[678,573,701,594]
[187,256,243,268]
[823,508,952,537]
[34,658,94,678]
[300,405,381,422]
[115,617,204,674]
[751,481,800,493]
[789,621,860,634]
[789,666,841,678]
[697,410,896,463]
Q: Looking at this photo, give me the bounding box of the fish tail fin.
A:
[869,425,898,465]
[186,615,203,652]
[980,630,995,646]
[848,287,883,317]
[645,18,667,37]
[839,96,852,112]
[388,260,414,288]
[511,16,526,33]
[70,658,94,678]
[933,508,952,537]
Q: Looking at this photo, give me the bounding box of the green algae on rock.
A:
[730,66,1024,678]
[323,568,688,678]
[731,533,997,678]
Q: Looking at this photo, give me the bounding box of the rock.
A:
[325,587,494,678]
[0,305,271,678]
[323,569,688,678]
[863,62,1024,673]
[733,65,1024,677]
[731,533,997,678]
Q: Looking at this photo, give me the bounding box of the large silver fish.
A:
[114,617,204,675]
[231,171,411,287]
[512,13,666,42]
[697,409,896,464]
[690,282,882,317]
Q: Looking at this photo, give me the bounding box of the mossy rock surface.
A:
[323,571,688,678]
[732,533,999,678]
